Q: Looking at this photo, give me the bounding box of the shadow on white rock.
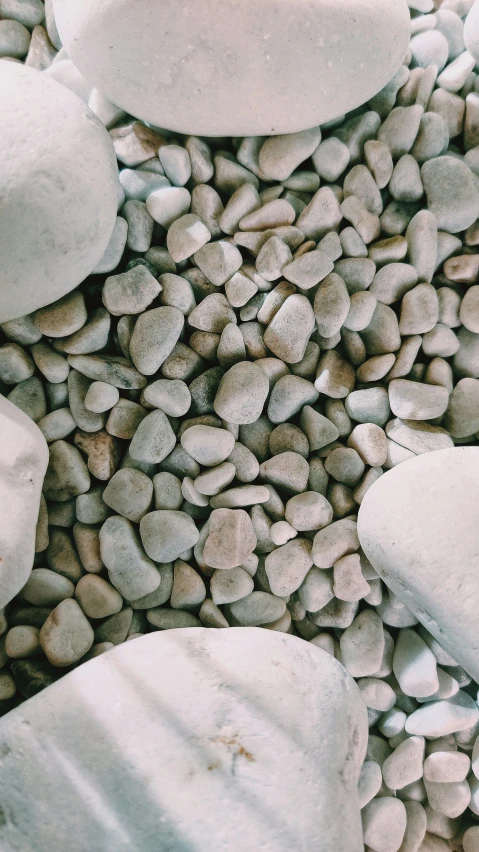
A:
[0,396,48,609]
[52,0,411,136]
[358,447,479,682]
[0,628,368,852]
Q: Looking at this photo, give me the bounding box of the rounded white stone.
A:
[0,629,368,851]
[0,63,118,322]
[465,0,479,64]
[358,448,479,681]
[53,0,411,136]
[0,396,48,609]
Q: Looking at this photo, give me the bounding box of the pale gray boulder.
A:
[358,447,479,682]
[0,628,367,852]
[52,0,410,135]
[0,396,48,608]
[0,63,118,322]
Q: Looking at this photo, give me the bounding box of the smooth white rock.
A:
[358,447,479,681]
[52,0,411,136]
[0,629,368,852]
[0,396,48,608]
[0,63,118,322]
[465,0,479,64]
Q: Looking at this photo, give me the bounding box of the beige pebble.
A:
[40,598,94,667]
[75,574,123,619]
[203,508,257,570]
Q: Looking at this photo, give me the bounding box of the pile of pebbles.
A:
[3,0,479,848]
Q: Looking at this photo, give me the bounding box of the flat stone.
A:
[54,0,409,135]
[102,266,161,316]
[421,155,479,233]
[227,592,287,626]
[39,598,94,667]
[239,199,296,231]
[358,447,479,681]
[129,410,176,465]
[267,376,318,424]
[214,361,269,425]
[189,294,236,333]
[67,354,146,390]
[313,273,350,337]
[166,214,211,263]
[405,691,479,737]
[102,469,153,523]
[75,575,123,620]
[193,240,243,287]
[340,610,385,677]
[0,63,118,322]
[444,378,479,438]
[100,515,160,600]
[388,379,449,421]
[0,396,48,608]
[300,406,339,451]
[146,186,191,228]
[0,629,368,851]
[258,128,322,181]
[129,307,184,376]
[260,451,309,494]
[282,250,334,290]
[203,508,256,569]
[181,425,235,466]
[362,797,407,852]
[139,510,200,562]
[312,518,359,569]
[265,538,313,596]
[43,439,90,501]
[264,294,315,364]
[210,566,254,605]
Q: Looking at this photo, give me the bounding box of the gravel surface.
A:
[2,0,479,848]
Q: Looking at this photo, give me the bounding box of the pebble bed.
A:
[2,0,479,849]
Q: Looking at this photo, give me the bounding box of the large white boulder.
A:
[52,0,411,136]
[358,447,479,682]
[465,0,479,65]
[0,396,49,608]
[0,63,118,322]
[0,628,367,852]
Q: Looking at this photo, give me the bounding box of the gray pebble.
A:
[100,515,160,600]
[103,266,161,316]
[260,451,309,494]
[181,424,235,466]
[422,155,479,232]
[264,294,315,364]
[40,599,94,667]
[214,361,269,425]
[314,273,350,337]
[166,213,211,263]
[102,468,153,522]
[84,381,119,414]
[106,399,146,440]
[129,410,176,464]
[43,440,90,501]
[123,200,154,252]
[227,591,286,626]
[130,307,184,375]
[203,508,256,569]
[142,379,191,417]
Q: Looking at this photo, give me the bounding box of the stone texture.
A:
[0,63,117,322]
[53,0,410,135]
[0,629,367,851]
[358,447,479,681]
